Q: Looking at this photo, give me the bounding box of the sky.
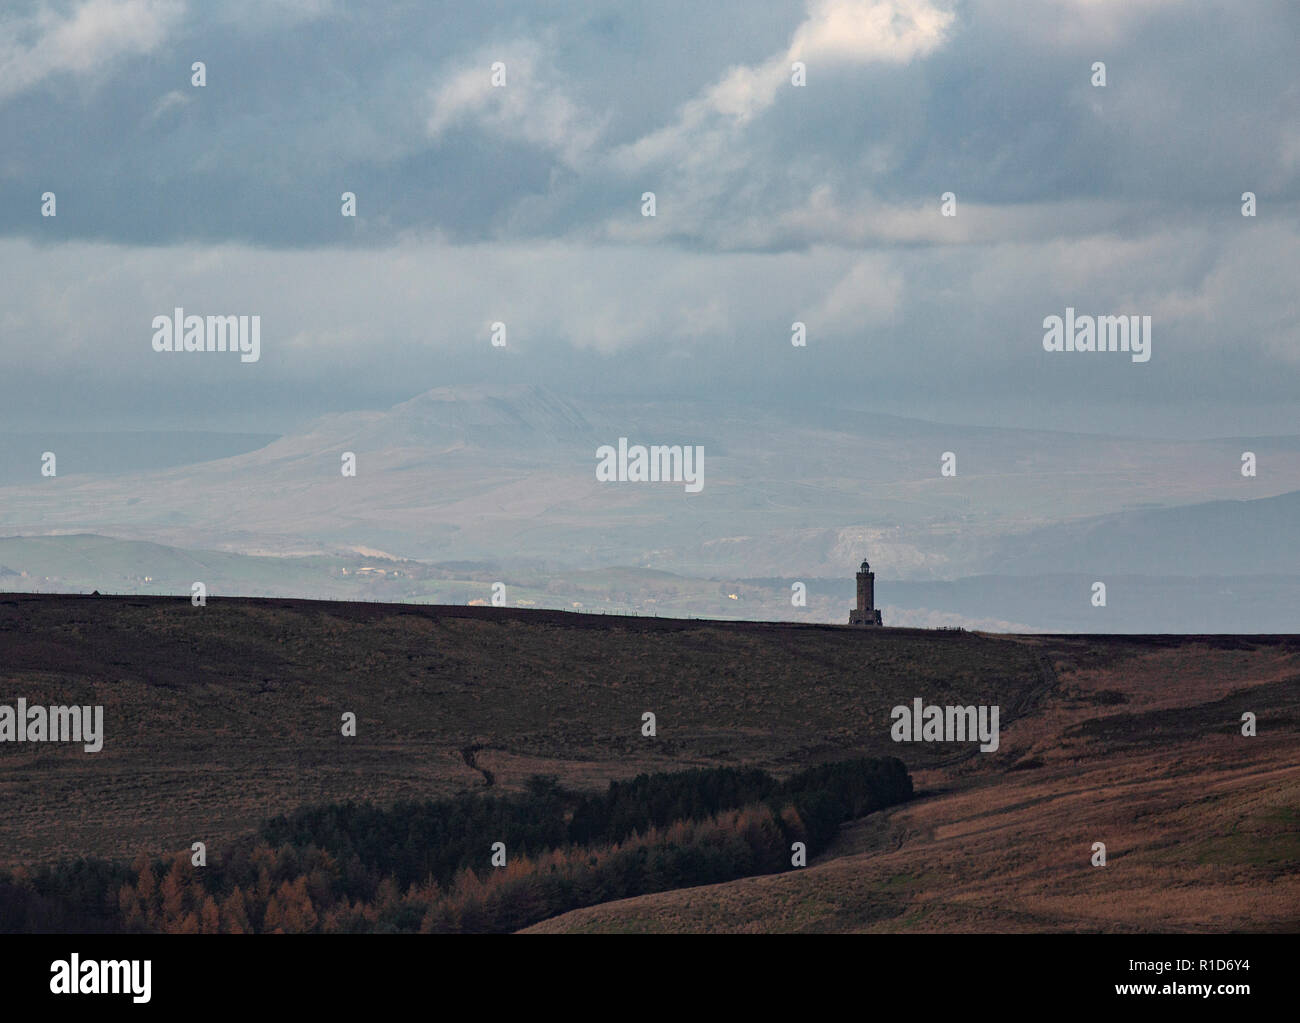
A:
[1,0,1297,436]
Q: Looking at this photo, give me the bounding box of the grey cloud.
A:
[1,0,1296,439]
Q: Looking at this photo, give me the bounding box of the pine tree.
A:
[200,895,221,934]
[220,886,250,934]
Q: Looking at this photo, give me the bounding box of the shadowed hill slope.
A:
[0,593,1045,867]
[525,633,1300,933]
[2,594,1295,936]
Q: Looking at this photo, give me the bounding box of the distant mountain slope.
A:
[991,489,1300,577]
[1,386,1298,580]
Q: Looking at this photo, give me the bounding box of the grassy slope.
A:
[525,636,1300,932]
[2,595,1295,933]
[0,594,1044,867]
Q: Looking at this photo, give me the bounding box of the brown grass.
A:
[525,639,1300,932]
[3,594,1297,933]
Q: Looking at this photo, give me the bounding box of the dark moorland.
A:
[0,594,1296,932]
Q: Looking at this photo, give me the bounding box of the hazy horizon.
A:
[2,0,1297,631]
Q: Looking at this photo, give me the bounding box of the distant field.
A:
[0,594,1296,932]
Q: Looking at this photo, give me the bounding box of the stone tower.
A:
[848,558,883,626]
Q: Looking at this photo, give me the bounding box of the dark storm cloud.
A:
[0,0,1296,435]
[2,0,1294,248]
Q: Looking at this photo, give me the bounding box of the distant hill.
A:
[4,533,1298,633]
[989,489,1300,577]
[2,386,1298,580]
